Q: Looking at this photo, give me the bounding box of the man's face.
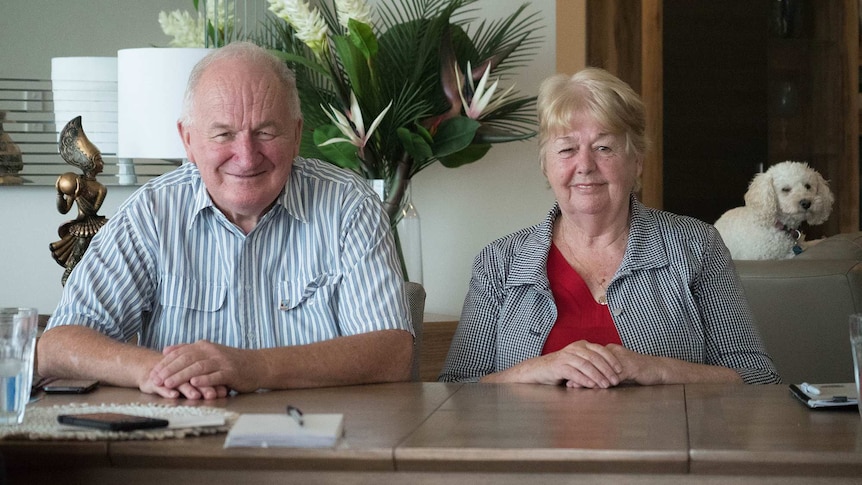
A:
[178,58,302,231]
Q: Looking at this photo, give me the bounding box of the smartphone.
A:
[57,412,170,431]
[43,379,100,394]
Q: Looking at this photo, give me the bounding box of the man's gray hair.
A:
[178,41,302,126]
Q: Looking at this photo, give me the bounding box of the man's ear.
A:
[294,118,303,143]
[291,118,304,159]
[177,120,194,163]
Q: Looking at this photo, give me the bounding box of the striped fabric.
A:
[440,197,781,385]
[48,157,412,350]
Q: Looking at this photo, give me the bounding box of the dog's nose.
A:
[800,199,811,210]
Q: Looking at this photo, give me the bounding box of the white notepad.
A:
[167,414,226,429]
[224,413,344,448]
[789,382,859,408]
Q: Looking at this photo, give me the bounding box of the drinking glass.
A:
[0,307,38,425]
[850,314,862,419]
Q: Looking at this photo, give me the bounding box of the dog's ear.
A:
[806,171,835,225]
[743,171,777,223]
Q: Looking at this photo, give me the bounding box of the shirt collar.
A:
[185,160,306,231]
[283,157,308,224]
[505,194,670,289]
[622,194,670,272]
[504,204,559,289]
[189,164,213,215]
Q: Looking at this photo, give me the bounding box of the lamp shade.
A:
[51,56,118,154]
[117,48,210,160]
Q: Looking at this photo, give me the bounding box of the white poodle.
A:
[714,161,834,260]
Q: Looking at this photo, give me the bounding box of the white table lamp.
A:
[116,48,211,184]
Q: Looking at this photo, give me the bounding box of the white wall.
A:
[0,0,574,317]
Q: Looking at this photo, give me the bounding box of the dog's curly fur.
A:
[714,161,834,260]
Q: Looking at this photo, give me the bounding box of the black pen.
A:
[287,405,304,427]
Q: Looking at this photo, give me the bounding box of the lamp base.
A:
[116,157,137,185]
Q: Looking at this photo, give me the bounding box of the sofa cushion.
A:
[734,258,862,384]
[796,231,862,260]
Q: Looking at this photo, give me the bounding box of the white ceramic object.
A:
[51,57,117,82]
[53,119,116,132]
[51,89,118,102]
[50,80,117,92]
[117,48,210,160]
[53,111,117,123]
[51,57,119,153]
[52,100,117,112]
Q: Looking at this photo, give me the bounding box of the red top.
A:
[541,242,622,355]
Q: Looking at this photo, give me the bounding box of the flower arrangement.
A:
[159,0,238,47]
[258,0,544,223]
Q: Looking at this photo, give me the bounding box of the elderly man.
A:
[38,42,414,400]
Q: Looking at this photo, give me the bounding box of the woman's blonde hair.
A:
[537,67,648,168]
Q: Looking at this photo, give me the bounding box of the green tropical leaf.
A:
[439,143,492,168]
[474,124,535,144]
[268,50,332,78]
[254,0,543,188]
[348,19,378,59]
[466,4,545,75]
[313,126,361,170]
[432,116,479,157]
[478,96,538,138]
[415,122,433,144]
[397,127,433,162]
[332,35,372,100]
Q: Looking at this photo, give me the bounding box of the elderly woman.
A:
[440,68,780,387]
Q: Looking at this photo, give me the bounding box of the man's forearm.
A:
[36,325,161,389]
[256,329,414,389]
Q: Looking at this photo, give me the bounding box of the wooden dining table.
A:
[686,383,862,477]
[1,381,860,485]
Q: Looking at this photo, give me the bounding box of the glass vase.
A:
[396,184,423,284]
[367,178,423,283]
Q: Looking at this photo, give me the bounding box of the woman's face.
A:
[543,113,642,219]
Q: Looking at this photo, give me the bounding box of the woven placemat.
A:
[0,402,238,441]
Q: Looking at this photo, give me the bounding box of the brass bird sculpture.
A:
[58,115,103,171]
[49,116,109,286]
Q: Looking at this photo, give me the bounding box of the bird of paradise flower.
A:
[260,0,543,225]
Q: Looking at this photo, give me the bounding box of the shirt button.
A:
[612,307,623,317]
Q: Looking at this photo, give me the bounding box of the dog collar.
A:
[774,221,802,240]
[775,221,804,254]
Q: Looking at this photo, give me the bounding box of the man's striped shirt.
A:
[48,157,412,350]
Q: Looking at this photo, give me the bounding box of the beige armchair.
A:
[405,281,426,381]
[734,232,862,384]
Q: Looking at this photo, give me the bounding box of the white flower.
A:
[267,0,330,56]
[203,0,236,28]
[319,92,392,158]
[456,61,515,120]
[159,10,204,47]
[158,1,235,48]
[335,0,374,30]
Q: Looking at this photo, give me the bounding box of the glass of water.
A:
[851,314,862,419]
[0,307,38,425]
